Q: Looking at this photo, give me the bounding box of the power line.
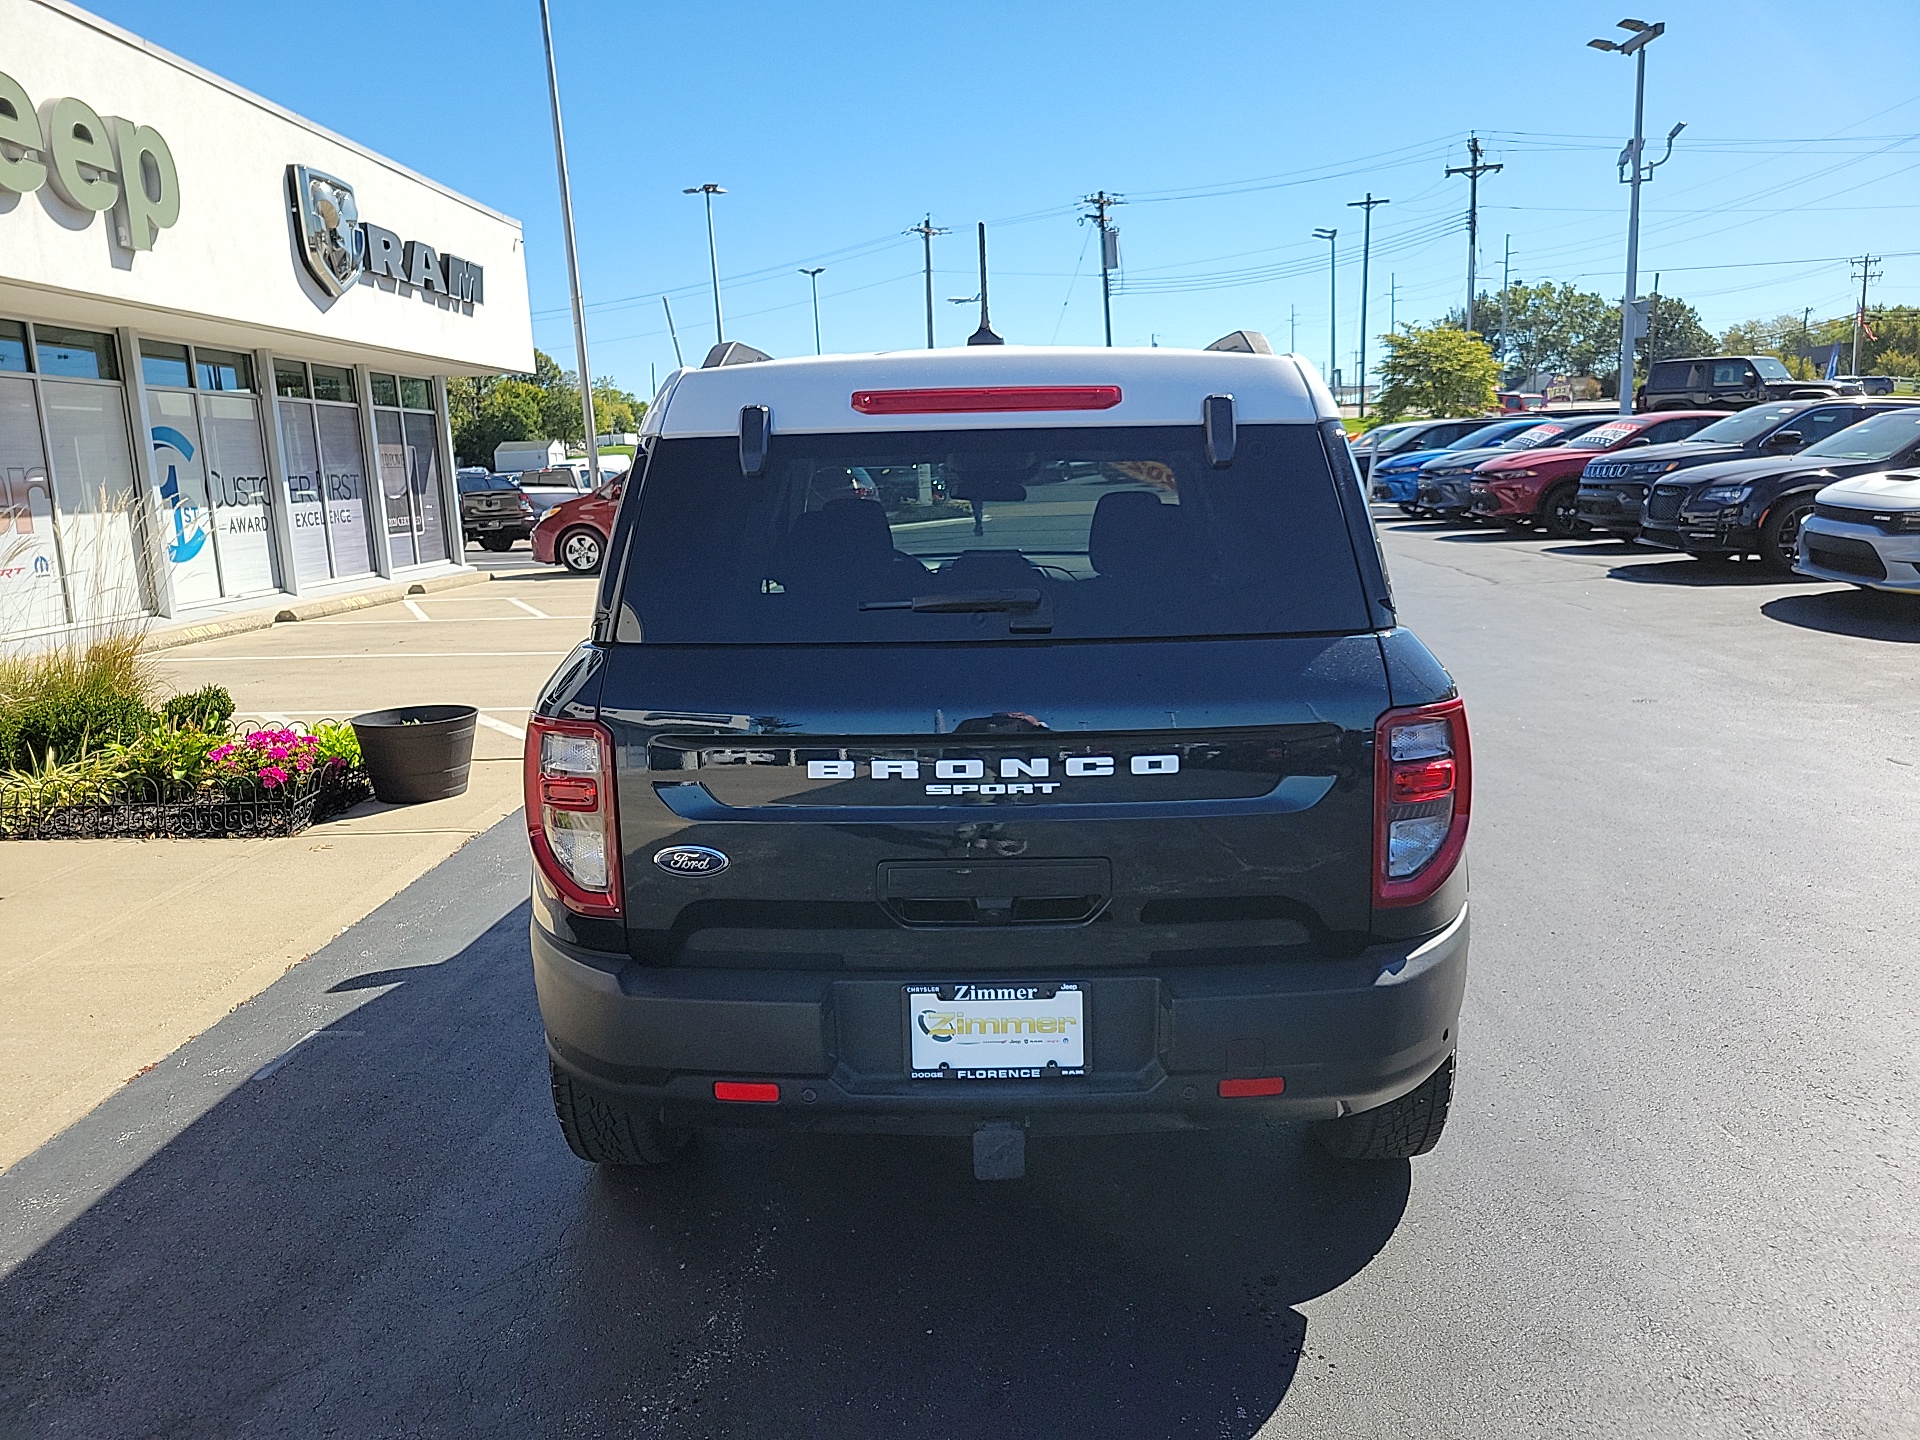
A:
[1445,134,1502,334]
[1851,253,1884,374]
[1081,191,1124,346]
[906,215,950,348]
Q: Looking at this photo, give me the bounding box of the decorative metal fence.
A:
[0,771,371,841]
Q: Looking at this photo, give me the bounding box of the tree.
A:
[1876,347,1920,379]
[1374,325,1500,421]
[1455,282,1618,386]
[448,349,648,463]
[451,379,543,468]
[592,376,644,436]
[1643,294,1715,369]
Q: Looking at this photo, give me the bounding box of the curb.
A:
[144,570,493,652]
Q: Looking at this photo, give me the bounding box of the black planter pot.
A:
[349,704,478,804]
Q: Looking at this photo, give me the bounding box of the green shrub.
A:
[161,684,235,732]
[111,726,225,799]
[0,747,121,831]
[0,636,160,769]
[311,720,362,770]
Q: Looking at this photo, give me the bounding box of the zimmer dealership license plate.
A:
[906,983,1086,1079]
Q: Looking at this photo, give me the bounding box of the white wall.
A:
[0,0,533,377]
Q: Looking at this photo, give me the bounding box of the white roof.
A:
[643,345,1337,438]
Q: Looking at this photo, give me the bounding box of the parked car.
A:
[517,465,596,521]
[1636,355,1844,412]
[1497,391,1547,412]
[1575,398,1910,538]
[530,476,622,573]
[527,338,1471,1179]
[1418,414,1618,520]
[1370,417,1554,512]
[1468,412,1722,536]
[456,470,535,551]
[1796,469,1920,591]
[1346,420,1422,480]
[1834,375,1897,396]
[1638,408,1920,572]
[1355,415,1502,484]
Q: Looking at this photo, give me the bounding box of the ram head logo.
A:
[290,165,364,298]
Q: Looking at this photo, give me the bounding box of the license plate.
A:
[905,983,1085,1079]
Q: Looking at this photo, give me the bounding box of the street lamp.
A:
[683,183,726,346]
[799,267,824,355]
[1313,228,1338,394]
[1589,18,1683,414]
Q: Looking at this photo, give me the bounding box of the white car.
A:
[1795,469,1920,592]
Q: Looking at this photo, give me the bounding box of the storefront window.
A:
[140,341,192,389]
[0,375,64,634]
[278,398,331,585]
[36,326,121,382]
[196,349,253,393]
[369,372,400,408]
[147,387,222,607]
[370,372,448,566]
[399,376,432,411]
[1,320,31,373]
[198,392,276,595]
[43,378,147,625]
[274,361,309,399]
[309,363,354,403]
[314,402,373,576]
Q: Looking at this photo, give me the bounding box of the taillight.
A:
[1374,699,1471,907]
[524,716,622,918]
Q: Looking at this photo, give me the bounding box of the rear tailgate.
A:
[603,636,1387,971]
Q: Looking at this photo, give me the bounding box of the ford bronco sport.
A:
[526,336,1470,1179]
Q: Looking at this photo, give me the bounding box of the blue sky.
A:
[89,0,1920,393]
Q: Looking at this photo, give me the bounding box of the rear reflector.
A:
[851,385,1122,415]
[1218,1077,1286,1098]
[713,1081,780,1103]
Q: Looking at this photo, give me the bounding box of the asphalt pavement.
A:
[2,519,1918,1437]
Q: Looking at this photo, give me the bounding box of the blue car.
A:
[1369,418,1547,511]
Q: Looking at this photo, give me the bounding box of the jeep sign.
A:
[0,69,180,252]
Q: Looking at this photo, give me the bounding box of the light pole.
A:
[1589,19,1682,414]
[1313,228,1338,394]
[1347,194,1388,417]
[799,267,824,355]
[683,183,726,346]
[536,0,600,483]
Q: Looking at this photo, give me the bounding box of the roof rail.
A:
[1204,330,1273,355]
[702,341,773,368]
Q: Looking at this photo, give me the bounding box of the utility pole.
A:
[1851,254,1882,375]
[1313,228,1338,393]
[1800,306,1813,373]
[1648,271,1661,365]
[1289,305,1297,354]
[661,294,683,367]
[537,0,600,483]
[1389,274,1398,336]
[1445,135,1502,336]
[968,222,1002,346]
[1081,191,1124,346]
[907,214,949,348]
[1346,194,1389,417]
[682,183,727,346]
[799,267,825,354]
[1591,19,1680,415]
[1500,235,1512,377]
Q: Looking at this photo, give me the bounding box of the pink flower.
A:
[259,765,289,789]
[209,744,234,761]
[269,745,289,760]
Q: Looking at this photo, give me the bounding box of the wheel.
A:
[1314,1054,1454,1161]
[479,534,516,552]
[549,1061,692,1167]
[1758,498,1816,575]
[558,526,604,574]
[1539,483,1585,539]
[1399,502,1422,518]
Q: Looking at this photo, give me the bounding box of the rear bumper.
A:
[534,906,1469,1134]
[1636,515,1755,555]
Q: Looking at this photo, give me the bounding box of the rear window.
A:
[616,424,1370,644]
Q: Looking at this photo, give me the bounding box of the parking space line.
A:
[403,598,432,623]
[475,714,528,741]
[506,597,550,619]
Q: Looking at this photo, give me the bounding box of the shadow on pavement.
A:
[0,890,1407,1436]
[1761,588,1920,643]
[1605,557,1815,587]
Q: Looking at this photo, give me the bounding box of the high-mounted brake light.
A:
[524,716,623,918]
[850,385,1122,415]
[1373,699,1471,907]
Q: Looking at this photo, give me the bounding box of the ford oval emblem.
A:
[653,845,729,877]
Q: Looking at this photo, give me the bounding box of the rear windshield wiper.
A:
[860,588,1053,633]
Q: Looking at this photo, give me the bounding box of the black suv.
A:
[526,342,1471,1180]
[1638,404,1920,571]
[457,471,535,551]
[1636,355,1843,412]
[1576,398,1885,538]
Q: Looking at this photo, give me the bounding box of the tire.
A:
[558,526,604,574]
[479,534,516,552]
[1399,502,1422,518]
[1314,1054,1454,1161]
[1757,497,1815,575]
[1539,483,1585,539]
[549,1060,692,1167]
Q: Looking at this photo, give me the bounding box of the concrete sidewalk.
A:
[0,554,596,1170]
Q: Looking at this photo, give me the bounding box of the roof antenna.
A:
[968,222,1003,346]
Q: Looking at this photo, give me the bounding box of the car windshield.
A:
[1800,409,1920,461]
[1444,420,1536,450]
[1563,422,1644,451]
[1752,357,1793,382]
[1503,417,1604,451]
[1685,404,1799,445]
[616,424,1371,644]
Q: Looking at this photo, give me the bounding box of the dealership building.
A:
[0,0,534,644]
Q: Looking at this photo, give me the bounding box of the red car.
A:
[531,477,623,573]
[1469,411,1722,536]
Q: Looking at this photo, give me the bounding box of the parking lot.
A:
[3,520,1916,1436]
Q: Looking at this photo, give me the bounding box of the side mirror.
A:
[1765,430,1803,450]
